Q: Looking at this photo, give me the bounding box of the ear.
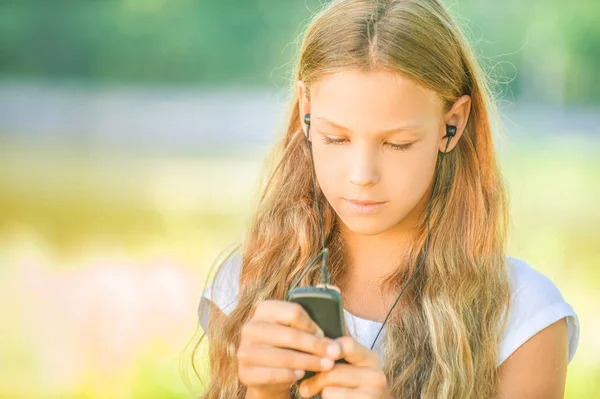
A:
[439,94,471,152]
[297,80,311,139]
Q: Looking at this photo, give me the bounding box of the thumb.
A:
[335,336,381,368]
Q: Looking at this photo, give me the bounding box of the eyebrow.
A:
[314,116,424,136]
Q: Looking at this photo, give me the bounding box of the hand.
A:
[237,300,343,398]
[297,336,392,399]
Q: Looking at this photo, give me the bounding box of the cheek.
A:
[312,150,342,198]
[387,156,434,197]
[386,153,438,214]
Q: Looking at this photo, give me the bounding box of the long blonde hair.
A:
[193,0,511,397]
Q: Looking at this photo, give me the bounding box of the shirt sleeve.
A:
[497,257,580,366]
[198,253,243,332]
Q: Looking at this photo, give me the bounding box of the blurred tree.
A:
[0,0,597,104]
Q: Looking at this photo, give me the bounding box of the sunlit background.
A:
[0,1,598,398]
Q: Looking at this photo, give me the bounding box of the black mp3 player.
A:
[287,285,348,383]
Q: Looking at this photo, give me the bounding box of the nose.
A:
[348,146,380,187]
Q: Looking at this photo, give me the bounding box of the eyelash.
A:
[320,136,414,151]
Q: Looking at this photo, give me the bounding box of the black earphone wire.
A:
[304,117,329,286]
[368,129,453,350]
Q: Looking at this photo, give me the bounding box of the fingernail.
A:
[294,369,305,380]
[327,342,340,358]
[315,326,324,337]
[320,357,333,370]
[300,384,310,397]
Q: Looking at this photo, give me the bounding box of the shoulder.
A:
[198,253,243,330]
[497,256,580,366]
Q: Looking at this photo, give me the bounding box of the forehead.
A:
[310,70,442,130]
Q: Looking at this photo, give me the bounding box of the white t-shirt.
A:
[198,255,579,366]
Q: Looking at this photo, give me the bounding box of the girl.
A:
[195,0,579,397]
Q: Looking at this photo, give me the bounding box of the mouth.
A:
[345,198,386,205]
[343,198,387,214]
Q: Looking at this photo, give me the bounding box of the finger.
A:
[299,364,386,398]
[239,366,305,387]
[253,300,321,335]
[242,321,341,359]
[321,386,374,399]
[237,344,336,373]
[336,336,381,367]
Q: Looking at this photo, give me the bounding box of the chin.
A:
[337,213,398,236]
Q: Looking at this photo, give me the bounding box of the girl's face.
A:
[298,70,468,236]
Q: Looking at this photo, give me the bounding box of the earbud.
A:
[442,125,457,154]
[446,125,457,138]
[304,113,311,139]
[304,113,311,127]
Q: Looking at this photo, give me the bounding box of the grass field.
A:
[0,134,598,398]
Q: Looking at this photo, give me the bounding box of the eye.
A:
[321,136,347,145]
[387,142,414,151]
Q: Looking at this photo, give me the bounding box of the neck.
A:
[338,220,416,295]
[335,218,416,321]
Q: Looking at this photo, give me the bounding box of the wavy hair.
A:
[192,0,511,397]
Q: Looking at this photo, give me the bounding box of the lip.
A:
[343,198,387,214]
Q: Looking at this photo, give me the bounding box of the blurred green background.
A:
[0,1,598,398]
